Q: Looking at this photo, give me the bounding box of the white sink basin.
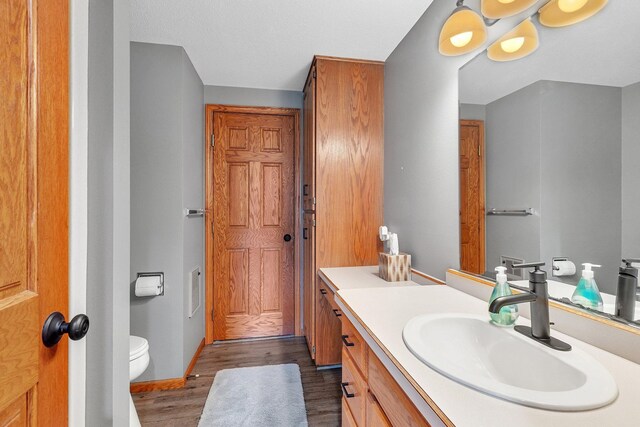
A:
[403,313,618,411]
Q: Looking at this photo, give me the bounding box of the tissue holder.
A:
[378,252,411,282]
[135,272,164,297]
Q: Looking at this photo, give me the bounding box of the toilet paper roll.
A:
[553,260,576,276]
[135,275,163,297]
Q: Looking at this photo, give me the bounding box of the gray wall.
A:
[478,81,623,291]
[130,42,205,381]
[204,85,302,109]
[86,0,130,424]
[622,81,640,260]
[539,81,622,291]
[181,48,206,372]
[459,103,486,121]
[384,0,538,280]
[484,83,542,274]
[384,0,470,280]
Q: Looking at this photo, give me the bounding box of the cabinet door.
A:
[303,213,316,357]
[368,349,430,426]
[314,58,384,268]
[315,281,342,366]
[366,392,392,427]
[303,68,316,212]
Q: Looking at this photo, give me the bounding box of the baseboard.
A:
[130,337,206,393]
[185,338,206,378]
[130,377,185,393]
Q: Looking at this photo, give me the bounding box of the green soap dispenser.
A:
[489,266,519,326]
[571,263,603,310]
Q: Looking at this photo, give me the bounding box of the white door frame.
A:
[70,0,89,425]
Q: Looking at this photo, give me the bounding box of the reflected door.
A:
[459,120,486,274]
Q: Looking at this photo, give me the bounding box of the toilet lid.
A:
[130,336,149,361]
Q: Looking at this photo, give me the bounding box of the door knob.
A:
[283,234,292,242]
[42,312,90,348]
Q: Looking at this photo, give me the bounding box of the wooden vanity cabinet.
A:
[302,56,384,366]
[341,316,429,427]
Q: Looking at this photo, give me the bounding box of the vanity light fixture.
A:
[481,0,538,19]
[487,18,539,61]
[439,0,487,56]
[539,0,608,27]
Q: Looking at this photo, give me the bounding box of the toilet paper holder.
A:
[136,272,164,296]
[552,257,576,277]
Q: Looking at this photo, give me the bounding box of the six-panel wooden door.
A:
[212,111,296,340]
[1,0,70,424]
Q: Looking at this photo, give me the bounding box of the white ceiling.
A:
[460,1,640,105]
[131,0,435,91]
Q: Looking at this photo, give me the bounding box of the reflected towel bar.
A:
[487,208,534,216]
[184,208,205,217]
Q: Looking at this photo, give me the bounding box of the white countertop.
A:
[336,285,640,426]
[318,265,420,293]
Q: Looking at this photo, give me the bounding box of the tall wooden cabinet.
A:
[302,56,384,366]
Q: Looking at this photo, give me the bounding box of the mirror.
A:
[458,1,640,327]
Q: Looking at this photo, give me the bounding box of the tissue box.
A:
[378,252,411,282]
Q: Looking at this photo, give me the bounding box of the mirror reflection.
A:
[458,1,640,325]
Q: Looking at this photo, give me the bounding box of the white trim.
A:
[69,0,89,425]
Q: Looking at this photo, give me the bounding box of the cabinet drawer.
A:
[368,348,430,427]
[342,398,357,427]
[342,348,366,425]
[319,279,342,315]
[366,392,392,427]
[341,317,368,379]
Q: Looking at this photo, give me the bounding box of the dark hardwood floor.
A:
[132,336,342,426]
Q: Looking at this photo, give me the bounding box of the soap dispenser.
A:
[615,258,639,322]
[489,266,519,326]
[571,263,603,310]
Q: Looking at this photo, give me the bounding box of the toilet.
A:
[129,335,150,427]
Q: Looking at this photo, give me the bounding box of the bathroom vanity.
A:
[327,266,640,426]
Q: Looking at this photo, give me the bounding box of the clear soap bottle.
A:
[489,266,519,326]
[571,263,603,310]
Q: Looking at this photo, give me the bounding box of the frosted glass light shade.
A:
[487,18,539,61]
[539,0,607,27]
[482,0,538,19]
[439,6,487,56]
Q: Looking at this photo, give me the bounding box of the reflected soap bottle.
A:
[571,263,603,310]
[489,266,519,326]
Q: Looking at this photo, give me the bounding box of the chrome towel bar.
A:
[487,208,534,216]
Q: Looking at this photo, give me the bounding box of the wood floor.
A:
[132,336,342,426]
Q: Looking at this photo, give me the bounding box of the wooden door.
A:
[213,111,296,340]
[1,0,70,424]
[303,213,315,357]
[459,120,485,274]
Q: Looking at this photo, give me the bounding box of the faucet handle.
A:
[622,259,640,266]
[514,262,547,284]
[513,262,545,269]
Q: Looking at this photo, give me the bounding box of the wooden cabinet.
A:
[340,317,430,427]
[302,56,384,366]
[303,213,316,357]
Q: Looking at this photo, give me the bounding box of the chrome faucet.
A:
[489,262,571,351]
[615,259,639,322]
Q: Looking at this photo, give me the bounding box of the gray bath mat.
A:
[198,364,308,426]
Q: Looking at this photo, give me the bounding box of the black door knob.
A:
[283,234,292,242]
[42,312,90,348]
